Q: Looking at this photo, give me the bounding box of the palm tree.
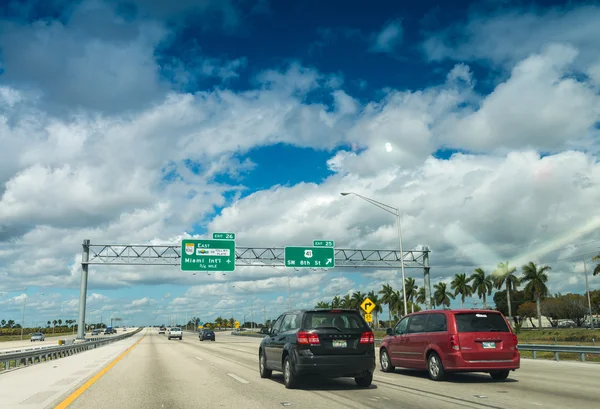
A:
[493,261,520,318]
[451,273,473,308]
[404,278,419,313]
[367,291,383,328]
[379,284,396,325]
[229,317,235,328]
[592,254,600,276]
[521,261,551,329]
[433,282,454,308]
[416,287,436,308]
[351,291,365,311]
[331,295,342,308]
[315,301,330,308]
[469,268,493,309]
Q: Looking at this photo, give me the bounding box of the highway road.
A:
[50,329,597,409]
[0,328,136,354]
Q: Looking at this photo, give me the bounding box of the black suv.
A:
[258,309,375,389]
[200,329,215,341]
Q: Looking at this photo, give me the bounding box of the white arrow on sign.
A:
[226,259,231,263]
[326,258,332,265]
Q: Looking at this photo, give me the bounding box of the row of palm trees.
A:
[314,261,553,330]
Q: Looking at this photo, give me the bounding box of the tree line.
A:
[315,260,599,328]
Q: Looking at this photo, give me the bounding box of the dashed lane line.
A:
[227,373,250,384]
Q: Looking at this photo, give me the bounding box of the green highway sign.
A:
[181,239,236,272]
[213,232,236,240]
[284,246,335,268]
[313,240,334,247]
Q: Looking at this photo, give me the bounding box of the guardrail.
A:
[231,332,600,362]
[0,329,137,356]
[517,344,600,362]
[0,327,143,372]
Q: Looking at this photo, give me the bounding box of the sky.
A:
[1,0,600,327]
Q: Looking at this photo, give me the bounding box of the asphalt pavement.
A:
[59,329,599,409]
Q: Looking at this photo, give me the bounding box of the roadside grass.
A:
[517,328,600,345]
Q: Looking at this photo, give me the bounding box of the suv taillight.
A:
[449,334,460,351]
[297,331,320,345]
[512,334,518,346]
[359,331,375,344]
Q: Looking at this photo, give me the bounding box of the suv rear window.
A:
[454,312,510,333]
[171,328,181,331]
[303,311,369,330]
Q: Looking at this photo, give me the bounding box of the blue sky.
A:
[1,0,600,327]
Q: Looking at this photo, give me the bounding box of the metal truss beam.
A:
[76,240,432,340]
[84,244,428,269]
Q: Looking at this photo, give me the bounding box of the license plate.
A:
[332,340,347,348]
[482,342,496,349]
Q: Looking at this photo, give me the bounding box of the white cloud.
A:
[128,297,154,307]
[439,44,600,153]
[422,4,600,71]
[1,2,600,325]
[370,20,403,53]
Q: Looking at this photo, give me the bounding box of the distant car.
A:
[379,309,520,381]
[168,327,183,340]
[158,327,166,334]
[259,308,376,389]
[30,332,45,342]
[200,329,215,341]
[91,329,100,336]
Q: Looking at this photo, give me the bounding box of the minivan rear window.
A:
[303,311,369,330]
[454,313,510,333]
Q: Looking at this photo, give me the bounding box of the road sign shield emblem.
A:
[304,249,313,258]
[185,243,195,255]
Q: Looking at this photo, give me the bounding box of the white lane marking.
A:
[227,373,250,384]
[195,357,203,361]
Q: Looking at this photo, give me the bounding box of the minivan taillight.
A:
[449,334,460,351]
[512,334,518,346]
[297,331,320,345]
[359,331,375,344]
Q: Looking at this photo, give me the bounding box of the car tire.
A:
[427,352,446,381]
[283,356,298,389]
[211,339,215,342]
[200,337,203,341]
[490,370,510,381]
[179,337,182,340]
[355,371,373,387]
[380,349,395,373]
[259,351,272,379]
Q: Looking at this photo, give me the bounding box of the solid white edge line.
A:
[227,373,250,384]
[195,357,203,361]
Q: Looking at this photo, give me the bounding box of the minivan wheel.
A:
[259,351,272,379]
[380,349,395,373]
[427,352,446,381]
[490,370,510,381]
[355,371,373,387]
[283,356,298,389]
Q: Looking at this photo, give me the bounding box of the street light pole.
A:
[20,295,27,340]
[341,192,409,316]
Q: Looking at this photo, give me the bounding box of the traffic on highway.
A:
[1,326,597,409]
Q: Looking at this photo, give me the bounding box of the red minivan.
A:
[379,309,520,381]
